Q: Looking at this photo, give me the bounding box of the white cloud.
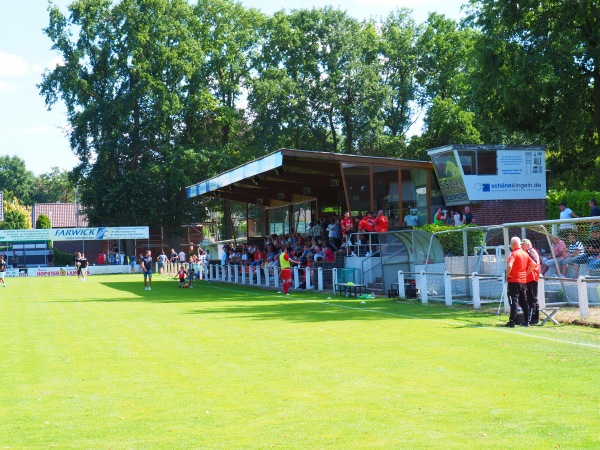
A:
[0,52,29,77]
[18,125,55,135]
[0,80,17,93]
[47,56,65,69]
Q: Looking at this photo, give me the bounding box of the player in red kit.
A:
[279,246,300,295]
[374,210,389,233]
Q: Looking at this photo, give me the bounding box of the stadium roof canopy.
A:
[186,148,433,210]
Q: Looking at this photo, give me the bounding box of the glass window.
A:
[293,202,313,234]
[457,149,497,175]
[342,164,371,214]
[400,169,431,227]
[431,151,462,178]
[457,151,475,175]
[477,151,497,175]
[247,204,264,237]
[373,166,399,220]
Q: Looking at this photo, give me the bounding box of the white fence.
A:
[195,263,327,292]
[397,269,600,320]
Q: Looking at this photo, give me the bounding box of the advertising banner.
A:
[430,147,546,205]
[5,266,132,277]
[464,150,546,201]
[0,226,149,242]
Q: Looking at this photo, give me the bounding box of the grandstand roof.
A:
[186,148,433,208]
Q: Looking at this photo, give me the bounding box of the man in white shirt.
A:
[559,202,578,233]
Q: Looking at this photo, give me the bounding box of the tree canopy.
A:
[34,0,600,238]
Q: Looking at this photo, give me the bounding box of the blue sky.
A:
[0,0,465,176]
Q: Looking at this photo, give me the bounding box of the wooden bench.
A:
[540,307,560,326]
[335,283,367,297]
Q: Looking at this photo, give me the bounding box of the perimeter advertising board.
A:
[0,226,149,242]
[6,267,80,278]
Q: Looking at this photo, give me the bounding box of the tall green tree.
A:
[467,0,600,189]
[39,0,213,241]
[379,10,421,140]
[33,167,76,204]
[249,8,388,154]
[187,0,265,170]
[0,155,35,205]
[409,13,480,157]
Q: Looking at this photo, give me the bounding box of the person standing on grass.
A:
[187,264,195,288]
[0,255,7,287]
[279,246,300,296]
[47,249,54,267]
[177,265,186,287]
[74,251,82,280]
[505,237,535,328]
[157,251,168,276]
[521,239,540,325]
[141,250,153,291]
[79,253,89,282]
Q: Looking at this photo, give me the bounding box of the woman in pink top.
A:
[540,235,567,275]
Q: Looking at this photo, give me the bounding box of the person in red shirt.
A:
[341,211,353,235]
[358,212,375,232]
[322,245,335,262]
[505,237,535,327]
[521,239,540,324]
[252,247,265,266]
[374,210,389,233]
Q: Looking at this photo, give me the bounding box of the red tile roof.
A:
[32,203,89,228]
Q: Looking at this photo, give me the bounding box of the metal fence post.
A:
[318,267,323,291]
[538,276,546,309]
[503,281,509,313]
[332,268,337,294]
[398,270,405,298]
[444,271,452,306]
[578,276,589,320]
[420,271,428,304]
[472,272,481,309]
[294,266,299,289]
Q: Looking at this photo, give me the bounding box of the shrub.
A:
[547,189,600,219]
[417,224,485,256]
[36,214,51,229]
[52,247,74,267]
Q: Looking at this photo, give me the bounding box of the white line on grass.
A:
[320,301,600,350]
[204,285,600,350]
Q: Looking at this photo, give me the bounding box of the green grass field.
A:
[1,274,600,449]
